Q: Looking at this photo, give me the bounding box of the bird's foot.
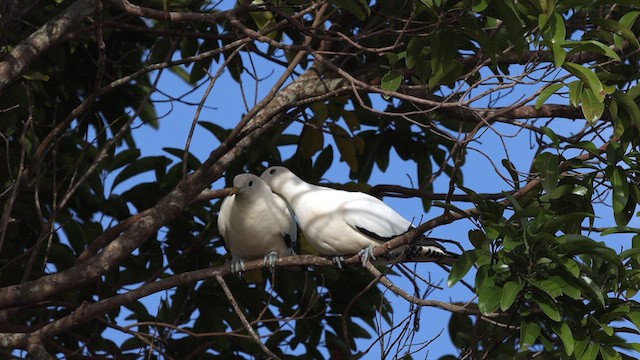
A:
[263,251,279,272]
[357,246,377,267]
[230,258,246,276]
[332,256,345,269]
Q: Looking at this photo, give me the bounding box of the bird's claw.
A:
[332,256,345,269]
[357,246,376,267]
[263,251,279,272]
[230,258,246,276]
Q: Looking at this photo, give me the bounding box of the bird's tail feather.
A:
[385,237,459,266]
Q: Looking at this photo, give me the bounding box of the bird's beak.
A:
[230,187,239,195]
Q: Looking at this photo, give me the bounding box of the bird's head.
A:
[260,166,297,194]
[230,173,265,197]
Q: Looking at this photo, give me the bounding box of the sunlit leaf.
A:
[580,87,605,123]
[536,83,565,109]
[563,62,604,102]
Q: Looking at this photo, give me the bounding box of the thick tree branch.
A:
[0,0,98,92]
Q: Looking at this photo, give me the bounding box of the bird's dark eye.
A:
[248,180,253,186]
[270,169,276,175]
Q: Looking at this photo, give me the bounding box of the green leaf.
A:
[552,322,575,356]
[341,111,361,131]
[381,70,403,97]
[550,13,565,43]
[567,40,621,62]
[108,149,141,171]
[535,83,564,109]
[22,72,50,81]
[113,156,171,188]
[580,87,605,123]
[620,11,640,28]
[568,80,583,107]
[448,313,474,349]
[563,62,604,102]
[313,146,334,178]
[573,337,590,358]
[299,126,325,158]
[520,321,541,348]
[198,121,230,142]
[607,166,629,213]
[557,234,620,264]
[477,285,502,315]
[581,342,600,360]
[531,279,563,299]
[500,281,522,311]
[590,316,614,336]
[475,265,495,289]
[447,249,478,287]
[579,275,606,307]
[536,297,561,321]
[249,1,278,39]
[227,54,244,83]
[562,283,582,300]
[570,141,599,156]
[550,42,567,67]
[611,90,640,129]
[534,152,560,192]
[540,126,560,147]
[592,17,640,49]
[626,310,640,332]
[329,124,359,171]
[600,346,622,360]
[329,0,370,21]
[471,0,488,12]
[493,0,524,43]
[431,201,470,218]
[538,13,550,32]
[163,147,201,169]
[468,229,489,249]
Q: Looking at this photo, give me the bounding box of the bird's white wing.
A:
[272,191,298,252]
[217,195,232,252]
[341,192,412,242]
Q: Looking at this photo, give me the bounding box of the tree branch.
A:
[364,262,489,317]
[0,0,98,92]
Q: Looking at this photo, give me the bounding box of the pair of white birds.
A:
[217,166,457,274]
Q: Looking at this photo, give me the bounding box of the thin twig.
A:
[215,274,282,360]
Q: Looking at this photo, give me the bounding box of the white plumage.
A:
[260,166,456,267]
[217,173,297,274]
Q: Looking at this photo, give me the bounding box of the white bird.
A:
[217,173,297,274]
[260,166,457,267]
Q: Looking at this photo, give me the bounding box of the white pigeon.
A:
[260,166,457,267]
[217,173,297,274]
